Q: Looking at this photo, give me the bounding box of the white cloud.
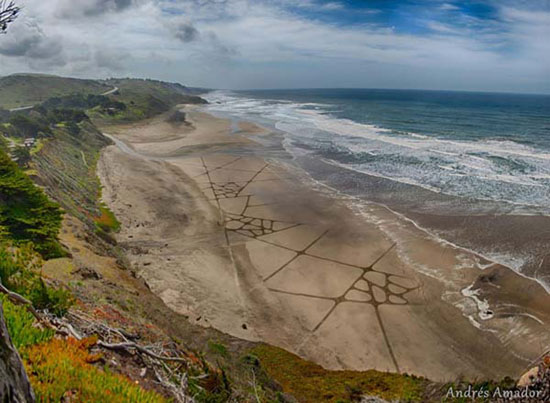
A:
[55,0,136,18]
[0,18,63,60]
[0,0,547,93]
[425,21,461,34]
[320,2,344,11]
[440,3,460,11]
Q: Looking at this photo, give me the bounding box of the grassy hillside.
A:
[90,78,207,123]
[33,121,111,224]
[106,77,204,99]
[0,74,112,109]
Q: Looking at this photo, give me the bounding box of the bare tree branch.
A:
[0,0,20,34]
[0,280,42,322]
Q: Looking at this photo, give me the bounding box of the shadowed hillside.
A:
[0,74,112,109]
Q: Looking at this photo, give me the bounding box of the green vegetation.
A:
[89,78,206,124]
[0,144,72,314]
[0,74,112,109]
[46,108,89,125]
[95,203,121,233]
[23,337,169,402]
[1,296,55,349]
[250,344,426,402]
[30,118,111,223]
[42,93,126,112]
[107,78,205,107]
[0,150,64,258]
[29,139,45,156]
[0,134,7,152]
[1,113,52,139]
[0,97,115,142]
[11,146,31,167]
[0,244,73,316]
[186,364,231,403]
[0,108,9,120]
[208,340,229,358]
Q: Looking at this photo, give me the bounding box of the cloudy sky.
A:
[0,0,549,93]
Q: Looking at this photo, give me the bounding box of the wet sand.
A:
[98,106,550,382]
[297,156,550,291]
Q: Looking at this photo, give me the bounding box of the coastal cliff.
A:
[0,75,291,402]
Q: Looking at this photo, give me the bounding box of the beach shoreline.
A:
[205,90,550,293]
[97,105,550,382]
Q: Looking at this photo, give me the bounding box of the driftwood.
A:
[64,311,190,364]
[67,311,139,340]
[98,340,190,364]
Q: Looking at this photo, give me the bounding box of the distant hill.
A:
[104,78,207,110]
[0,74,112,109]
[0,74,208,113]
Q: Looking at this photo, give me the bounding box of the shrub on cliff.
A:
[1,296,55,350]
[7,114,52,138]
[0,136,7,153]
[0,244,73,316]
[11,146,31,168]
[0,108,9,121]
[0,149,64,258]
[47,108,89,125]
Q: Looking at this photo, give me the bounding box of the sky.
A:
[0,0,549,93]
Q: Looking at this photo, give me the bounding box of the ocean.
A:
[204,88,550,287]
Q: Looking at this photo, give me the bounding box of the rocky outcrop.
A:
[0,300,35,402]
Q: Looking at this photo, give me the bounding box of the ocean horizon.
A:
[231,87,550,97]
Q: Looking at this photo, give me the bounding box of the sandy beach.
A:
[97,106,550,382]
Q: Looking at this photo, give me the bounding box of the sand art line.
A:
[197,155,423,372]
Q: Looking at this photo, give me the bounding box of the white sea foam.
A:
[462,284,494,321]
[205,90,550,210]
